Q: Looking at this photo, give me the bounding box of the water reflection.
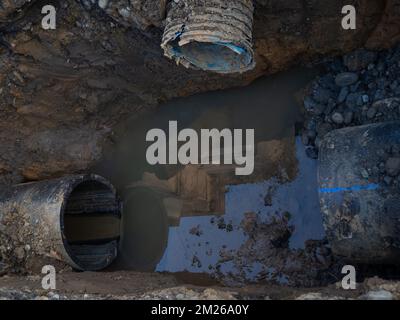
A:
[93,67,329,284]
[156,139,325,283]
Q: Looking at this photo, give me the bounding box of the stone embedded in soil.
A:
[385,157,400,177]
[335,72,359,87]
[360,168,369,179]
[331,112,344,125]
[338,87,349,103]
[360,290,394,300]
[367,107,377,119]
[383,176,392,185]
[313,87,333,104]
[343,49,378,71]
[344,111,354,125]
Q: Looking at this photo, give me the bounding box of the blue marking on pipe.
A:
[215,42,246,55]
[319,183,380,194]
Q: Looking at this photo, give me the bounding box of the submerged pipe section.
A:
[161,0,255,74]
[0,174,122,271]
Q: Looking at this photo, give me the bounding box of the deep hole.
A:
[63,180,121,271]
[172,40,251,72]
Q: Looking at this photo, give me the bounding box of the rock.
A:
[48,292,60,300]
[367,107,377,119]
[337,87,349,103]
[344,111,354,125]
[343,49,377,71]
[335,72,359,87]
[201,288,237,300]
[361,168,369,179]
[98,0,109,10]
[345,92,360,108]
[331,112,344,125]
[307,130,317,140]
[392,145,400,156]
[317,123,333,137]
[385,158,400,177]
[372,98,400,109]
[14,246,25,260]
[296,293,345,300]
[360,290,393,300]
[313,104,327,116]
[313,87,333,104]
[304,97,317,112]
[0,262,8,275]
[383,176,392,185]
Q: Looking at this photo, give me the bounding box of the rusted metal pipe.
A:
[0,174,122,271]
[161,0,255,74]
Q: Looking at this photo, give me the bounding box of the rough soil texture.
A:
[218,213,339,288]
[0,271,400,300]
[0,0,398,184]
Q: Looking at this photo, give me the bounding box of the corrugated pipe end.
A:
[161,0,255,74]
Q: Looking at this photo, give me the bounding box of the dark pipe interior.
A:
[63,180,121,271]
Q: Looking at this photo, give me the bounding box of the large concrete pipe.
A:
[319,121,400,264]
[0,174,122,271]
[161,0,255,74]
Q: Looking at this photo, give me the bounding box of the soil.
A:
[1,270,400,300]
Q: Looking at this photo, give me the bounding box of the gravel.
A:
[301,44,400,160]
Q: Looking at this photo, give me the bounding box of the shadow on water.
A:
[92,67,326,283]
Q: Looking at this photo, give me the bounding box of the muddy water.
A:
[93,67,331,285]
[155,139,326,284]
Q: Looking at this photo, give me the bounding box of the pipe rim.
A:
[59,174,121,271]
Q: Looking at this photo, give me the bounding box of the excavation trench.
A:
[1,63,399,287]
[93,58,400,287]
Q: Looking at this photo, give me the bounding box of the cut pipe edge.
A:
[0,174,122,271]
[161,0,256,74]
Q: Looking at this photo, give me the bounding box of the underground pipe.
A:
[0,174,122,271]
[319,121,400,264]
[161,0,255,74]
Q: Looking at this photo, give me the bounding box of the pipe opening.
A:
[161,0,255,74]
[169,39,253,73]
[62,180,121,271]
